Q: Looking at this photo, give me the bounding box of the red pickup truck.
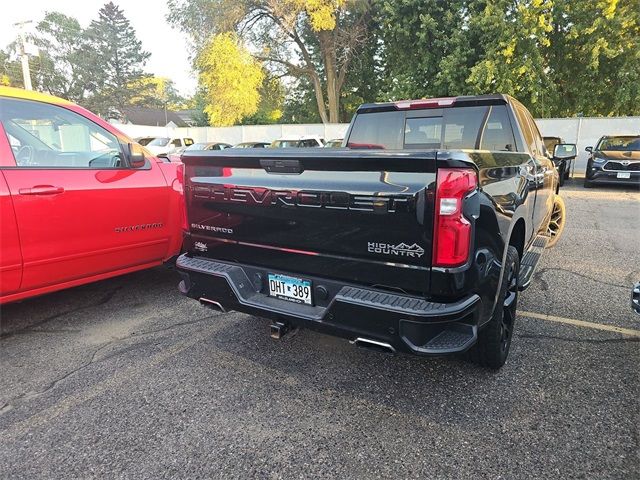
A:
[0,87,184,304]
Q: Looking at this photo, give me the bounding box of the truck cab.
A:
[0,87,184,304]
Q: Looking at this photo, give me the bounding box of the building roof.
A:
[119,106,188,127]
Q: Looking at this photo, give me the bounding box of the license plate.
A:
[617,172,631,179]
[268,273,313,305]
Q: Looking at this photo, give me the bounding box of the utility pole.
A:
[14,20,34,90]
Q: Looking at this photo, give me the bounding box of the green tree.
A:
[27,12,92,102]
[130,76,188,110]
[546,0,640,116]
[242,75,286,124]
[375,0,640,117]
[463,0,553,117]
[84,2,152,118]
[375,0,467,99]
[0,49,23,87]
[167,0,372,123]
[189,88,213,126]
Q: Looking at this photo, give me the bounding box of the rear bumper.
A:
[176,254,482,356]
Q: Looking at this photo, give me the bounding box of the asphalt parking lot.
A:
[1,179,638,479]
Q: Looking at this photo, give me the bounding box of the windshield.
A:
[596,136,640,151]
[148,137,170,146]
[271,140,301,148]
[185,143,209,151]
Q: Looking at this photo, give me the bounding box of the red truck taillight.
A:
[433,168,477,268]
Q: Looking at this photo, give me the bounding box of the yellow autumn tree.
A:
[168,0,370,123]
[196,32,265,126]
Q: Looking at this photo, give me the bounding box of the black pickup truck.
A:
[176,94,575,369]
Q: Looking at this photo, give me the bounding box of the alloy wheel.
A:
[501,263,518,354]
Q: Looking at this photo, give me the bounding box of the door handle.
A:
[18,185,65,195]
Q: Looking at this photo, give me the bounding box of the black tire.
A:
[583,177,593,188]
[467,246,520,369]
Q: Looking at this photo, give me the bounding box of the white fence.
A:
[536,117,640,170]
[117,123,350,146]
[115,116,640,171]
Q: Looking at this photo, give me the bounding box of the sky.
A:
[0,0,197,96]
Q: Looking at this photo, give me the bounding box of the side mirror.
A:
[127,142,146,168]
[585,146,593,153]
[553,143,577,160]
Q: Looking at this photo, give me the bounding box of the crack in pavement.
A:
[0,286,122,340]
[0,317,227,441]
[535,267,629,289]
[0,313,219,415]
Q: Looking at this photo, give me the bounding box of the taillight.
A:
[176,163,188,231]
[433,168,477,267]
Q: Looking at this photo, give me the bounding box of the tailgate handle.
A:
[260,159,303,174]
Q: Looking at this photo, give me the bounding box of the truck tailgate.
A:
[182,150,436,294]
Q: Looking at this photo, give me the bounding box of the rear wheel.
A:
[467,246,519,369]
[546,195,566,248]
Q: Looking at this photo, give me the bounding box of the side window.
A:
[171,139,182,147]
[0,97,122,168]
[184,138,194,146]
[442,106,487,150]
[347,111,404,149]
[480,105,516,152]
[526,113,545,156]
[514,105,536,155]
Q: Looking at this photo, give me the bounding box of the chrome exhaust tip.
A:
[199,297,226,313]
[350,337,396,354]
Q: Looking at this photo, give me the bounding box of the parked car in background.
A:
[134,136,157,146]
[177,94,572,369]
[0,87,185,305]
[584,135,640,188]
[543,136,574,186]
[146,136,195,155]
[324,138,344,148]
[271,135,324,148]
[632,281,640,315]
[234,141,270,148]
[184,142,233,152]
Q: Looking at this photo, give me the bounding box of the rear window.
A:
[348,105,516,151]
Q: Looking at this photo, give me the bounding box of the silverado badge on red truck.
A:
[0,87,184,304]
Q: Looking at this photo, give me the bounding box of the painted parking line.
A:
[519,310,640,337]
